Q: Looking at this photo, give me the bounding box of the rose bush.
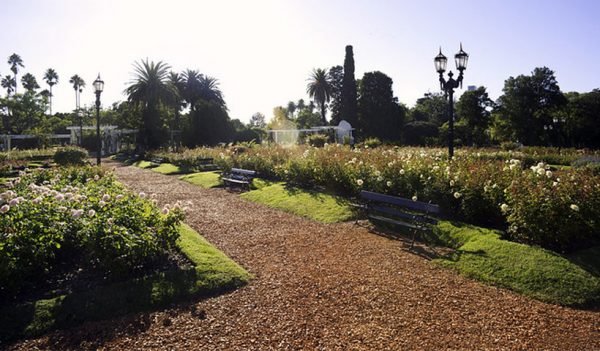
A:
[154,144,600,252]
[0,166,185,298]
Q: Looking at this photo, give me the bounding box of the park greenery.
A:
[0,164,249,341]
[1,47,599,151]
[0,43,599,338]
[148,144,600,254]
[136,151,599,307]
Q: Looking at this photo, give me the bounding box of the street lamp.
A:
[93,74,104,165]
[434,43,469,159]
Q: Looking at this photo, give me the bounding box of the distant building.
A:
[467,85,477,91]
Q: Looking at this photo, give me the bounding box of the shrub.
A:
[361,137,382,149]
[0,166,185,298]
[53,147,88,166]
[307,134,329,148]
[504,165,600,252]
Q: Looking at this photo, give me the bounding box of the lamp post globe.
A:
[434,44,468,159]
[93,74,104,165]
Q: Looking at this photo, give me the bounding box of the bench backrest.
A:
[231,168,257,177]
[360,190,440,214]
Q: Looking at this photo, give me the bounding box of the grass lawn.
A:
[240,180,355,223]
[0,224,250,342]
[132,160,189,175]
[179,171,222,189]
[432,221,600,307]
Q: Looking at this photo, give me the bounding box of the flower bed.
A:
[0,166,185,299]
[152,145,600,252]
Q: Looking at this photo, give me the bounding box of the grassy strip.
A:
[240,181,355,223]
[0,224,250,342]
[132,161,192,175]
[179,172,222,189]
[433,221,600,307]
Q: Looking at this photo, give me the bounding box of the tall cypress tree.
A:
[340,45,358,126]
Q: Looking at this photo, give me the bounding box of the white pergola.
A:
[268,120,354,145]
[66,126,137,156]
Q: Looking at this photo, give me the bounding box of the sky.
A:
[1,0,599,124]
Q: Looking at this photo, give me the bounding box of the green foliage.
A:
[433,221,600,307]
[341,45,358,127]
[306,68,333,125]
[307,134,329,147]
[328,65,344,125]
[0,167,184,298]
[357,71,405,141]
[52,146,88,166]
[152,145,600,253]
[0,224,249,342]
[503,164,600,252]
[494,67,566,145]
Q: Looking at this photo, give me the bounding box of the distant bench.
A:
[149,157,164,167]
[195,157,217,171]
[358,190,440,246]
[222,168,257,191]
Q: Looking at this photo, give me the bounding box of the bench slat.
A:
[368,214,427,231]
[360,190,440,214]
[369,204,438,225]
[230,168,257,176]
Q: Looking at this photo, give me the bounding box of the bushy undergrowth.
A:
[53,146,88,166]
[0,166,186,298]
[152,145,600,252]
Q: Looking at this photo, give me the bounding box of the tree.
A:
[69,74,85,113]
[341,45,358,126]
[21,73,40,92]
[328,65,344,125]
[44,68,59,115]
[198,75,225,108]
[306,68,332,125]
[296,99,306,111]
[7,53,24,95]
[494,67,566,145]
[1,75,16,96]
[557,90,600,148]
[182,69,203,112]
[249,112,266,129]
[357,71,405,141]
[125,59,177,149]
[286,101,297,119]
[455,86,494,146]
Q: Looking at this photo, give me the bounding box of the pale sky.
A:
[1,0,599,123]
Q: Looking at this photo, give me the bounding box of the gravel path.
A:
[9,161,600,350]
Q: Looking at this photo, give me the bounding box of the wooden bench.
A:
[358,190,440,246]
[149,156,164,167]
[222,168,257,191]
[196,157,217,171]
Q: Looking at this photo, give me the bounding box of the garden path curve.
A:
[10,160,599,350]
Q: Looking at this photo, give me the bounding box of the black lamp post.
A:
[93,74,104,165]
[434,43,469,159]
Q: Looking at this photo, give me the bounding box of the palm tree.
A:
[306,68,332,125]
[1,75,16,96]
[168,71,186,148]
[125,59,176,149]
[44,68,59,115]
[198,75,225,108]
[69,74,85,114]
[7,53,24,95]
[182,69,202,112]
[21,73,40,92]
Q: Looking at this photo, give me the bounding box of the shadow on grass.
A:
[0,224,250,345]
[0,269,245,345]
